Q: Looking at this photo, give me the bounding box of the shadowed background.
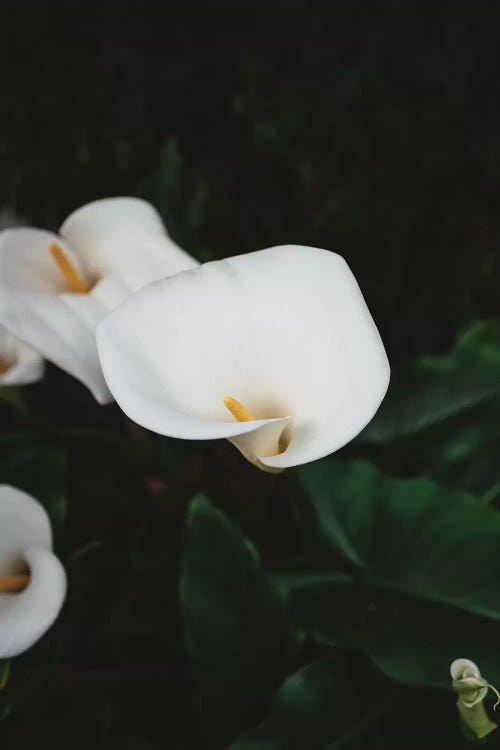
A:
[3,1,499,363]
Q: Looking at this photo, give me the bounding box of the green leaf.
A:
[362,320,500,443]
[228,655,394,750]
[429,403,500,495]
[298,460,500,619]
[358,321,500,495]
[287,578,500,689]
[180,494,300,745]
[287,461,500,689]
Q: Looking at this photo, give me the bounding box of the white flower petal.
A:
[97,245,389,467]
[60,197,198,288]
[0,325,44,386]
[0,200,198,403]
[451,659,489,706]
[0,485,53,572]
[0,545,66,658]
[228,418,291,467]
[0,486,66,658]
[0,228,84,295]
[451,658,482,681]
[0,227,111,401]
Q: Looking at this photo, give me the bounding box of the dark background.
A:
[1,2,500,749]
[3,1,499,364]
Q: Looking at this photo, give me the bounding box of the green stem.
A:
[458,699,497,740]
[0,660,10,690]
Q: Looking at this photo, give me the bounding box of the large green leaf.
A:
[358,321,500,496]
[285,461,500,689]
[362,320,500,443]
[228,654,394,750]
[180,494,300,745]
[297,460,500,619]
[287,578,500,689]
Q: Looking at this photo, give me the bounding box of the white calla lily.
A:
[97,245,390,470]
[0,324,44,386]
[451,659,491,707]
[0,198,198,403]
[451,659,499,740]
[0,485,66,658]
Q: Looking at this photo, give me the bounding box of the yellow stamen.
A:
[0,357,8,375]
[0,575,30,593]
[224,396,255,422]
[49,243,89,294]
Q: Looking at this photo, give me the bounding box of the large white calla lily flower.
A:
[0,324,44,386]
[97,245,390,470]
[0,485,66,658]
[0,198,198,403]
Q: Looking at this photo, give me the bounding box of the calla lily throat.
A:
[0,575,30,593]
[224,395,289,472]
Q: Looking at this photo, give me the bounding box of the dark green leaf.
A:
[362,321,500,443]
[298,460,500,618]
[181,494,300,745]
[288,578,500,689]
[228,655,394,750]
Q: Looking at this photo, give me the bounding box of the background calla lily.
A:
[96,245,390,470]
[0,324,44,386]
[0,198,198,403]
[451,659,490,707]
[451,659,499,740]
[0,485,66,658]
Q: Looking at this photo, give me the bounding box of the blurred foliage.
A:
[1,1,500,749]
